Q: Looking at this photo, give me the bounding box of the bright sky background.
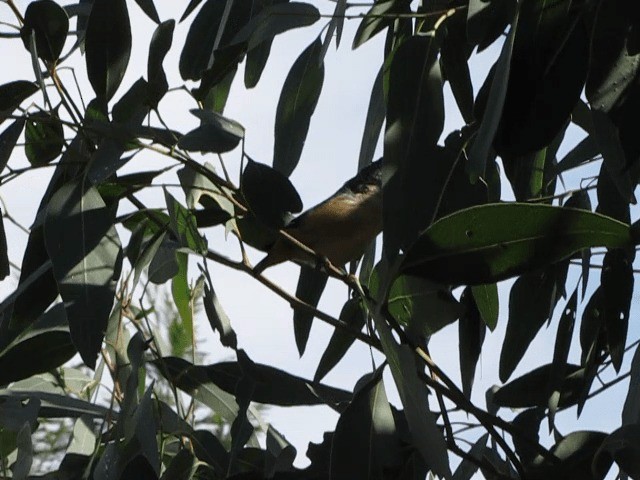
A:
[0,1,637,476]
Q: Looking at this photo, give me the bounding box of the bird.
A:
[253,159,383,274]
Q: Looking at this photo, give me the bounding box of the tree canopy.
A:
[0,0,639,478]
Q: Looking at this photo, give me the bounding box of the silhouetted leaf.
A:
[466,0,515,51]
[0,119,25,174]
[134,0,160,23]
[314,298,366,382]
[273,38,324,177]
[85,0,132,101]
[200,264,237,349]
[459,288,487,399]
[147,20,174,106]
[160,449,196,480]
[292,266,328,356]
[593,425,640,479]
[241,159,302,229]
[164,190,208,254]
[471,283,498,330]
[231,2,320,50]
[357,67,385,170]
[353,0,405,49]
[44,180,121,369]
[0,81,38,119]
[20,0,69,62]
[499,262,567,382]
[178,108,244,153]
[622,343,640,425]
[0,210,7,280]
[264,425,296,477]
[400,203,631,286]
[452,433,489,480]
[555,136,600,174]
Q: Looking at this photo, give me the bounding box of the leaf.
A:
[244,41,271,89]
[0,81,38,117]
[0,304,76,385]
[459,288,487,399]
[134,0,160,23]
[622,342,640,425]
[25,112,64,165]
[528,431,607,479]
[160,449,196,480]
[330,370,402,479]
[494,0,589,157]
[383,35,444,256]
[320,0,347,61]
[314,298,366,382]
[44,180,122,369]
[357,67,385,170]
[128,385,160,475]
[241,159,302,229]
[0,390,110,419]
[12,422,33,479]
[441,15,474,124]
[0,119,25,174]
[85,0,132,101]
[554,136,600,174]
[231,2,320,50]
[400,203,631,286]
[292,266,328,356]
[499,262,567,382]
[600,249,634,372]
[200,264,237,349]
[593,425,640,479]
[177,108,244,153]
[585,0,640,113]
[67,415,97,456]
[264,425,296,477]
[273,38,324,177]
[352,0,400,49]
[180,0,204,22]
[466,4,519,178]
[466,0,514,51]
[471,283,498,330]
[148,235,179,284]
[452,433,489,480]
[20,0,69,62]
[164,190,208,254]
[0,210,7,280]
[171,253,193,343]
[493,363,584,409]
[147,20,174,107]
[387,275,462,337]
[371,312,450,478]
[155,355,351,407]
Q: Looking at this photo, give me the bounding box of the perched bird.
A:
[253,159,383,273]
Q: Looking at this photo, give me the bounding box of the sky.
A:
[0,0,637,476]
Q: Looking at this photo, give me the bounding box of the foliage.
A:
[0,0,639,478]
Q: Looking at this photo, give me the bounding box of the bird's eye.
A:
[361,185,369,193]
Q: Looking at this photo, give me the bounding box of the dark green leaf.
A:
[179,0,252,81]
[25,112,64,165]
[0,304,75,385]
[593,425,640,479]
[383,34,444,257]
[320,0,347,61]
[622,342,640,425]
[314,298,366,382]
[0,210,7,280]
[388,275,462,337]
[466,3,518,178]
[586,0,640,113]
[11,423,33,478]
[273,38,324,177]
[330,370,402,479]
[471,283,498,330]
[232,2,319,50]
[160,449,196,480]
[178,108,244,153]
[452,433,489,480]
[244,41,270,89]
[441,15,474,124]
[554,136,600,174]
[164,190,208,254]
[200,264,237,349]
[459,288,487,399]
[0,119,25,173]
[147,20,174,107]
[357,67,385,170]
[0,81,38,118]
[180,0,204,22]
[265,425,296,477]
[400,203,631,286]
[148,235,179,284]
[134,0,160,23]
[177,162,233,216]
[0,390,110,419]
[44,180,122,369]
[293,266,328,356]
[499,262,567,382]
[21,0,69,62]
[601,249,634,371]
[241,159,302,229]
[85,0,132,101]
[171,253,193,346]
[528,431,607,480]
[353,0,404,49]
[371,315,450,477]
[494,0,588,157]
[466,0,515,51]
